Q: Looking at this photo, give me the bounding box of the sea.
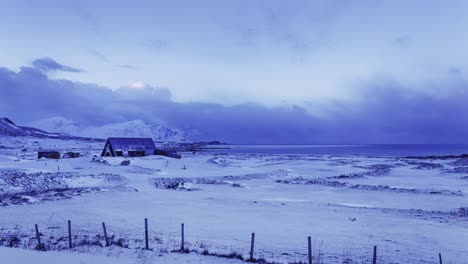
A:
[203,144,468,157]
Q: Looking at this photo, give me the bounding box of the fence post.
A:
[102,222,109,247]
[373,246,377,264]
[68,220,73,249]
[439,253,443,264]
[249,232,255,261]
[35,224,42,251]
[144,218,149,250]
[308,236,312,264]
[181,223,185,251]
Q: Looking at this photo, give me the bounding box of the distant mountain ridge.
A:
[26,117,189,143]
[0,117,98,141]
[25,116,84,136]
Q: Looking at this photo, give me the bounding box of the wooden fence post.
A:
[102,222,109,247]
[68,220,73,249]
[181,223,185,251]
[144,218,149,250]
[439,253,443,264]
[35,224,42,251]
[249,232,255,261]
[373,245,377,264]
[308,236,312,264]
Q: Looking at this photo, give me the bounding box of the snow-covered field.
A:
[1,136,468,263]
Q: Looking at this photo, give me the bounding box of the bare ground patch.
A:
[277,177,463,196]
[0,172,134,206]
[330,204,468,224]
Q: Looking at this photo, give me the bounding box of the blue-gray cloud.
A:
[119,64,136,70]
[144,38,169,51]
[32,57,85,73]
[88,49,109,63]
[1,59,468,144]
[3,0,468,103]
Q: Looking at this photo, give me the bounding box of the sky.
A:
[1,0,468,143]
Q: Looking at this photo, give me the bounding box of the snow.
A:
[26,116,85,136]
[0,137,468,263]
[25,117,188,142]
[0,247,243,264]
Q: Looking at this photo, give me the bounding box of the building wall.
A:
[102,143,114,156]
[38,152,60,159]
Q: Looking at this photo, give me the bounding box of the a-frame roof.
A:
[106,137,156,151]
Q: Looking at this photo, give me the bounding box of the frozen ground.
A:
[0,247,243,264]
[0,136,467,263]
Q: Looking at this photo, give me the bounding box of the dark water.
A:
[204,144,468,157]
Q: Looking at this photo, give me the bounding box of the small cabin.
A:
[38,151,60,159]
[63,152,80,158]
[154,149,182,159]
[101,138,156,157]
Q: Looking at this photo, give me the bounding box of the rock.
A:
[90,157,110,165]
[120,160,131,166]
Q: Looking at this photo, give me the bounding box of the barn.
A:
[63,152,80,158]
[38,151,61,159]
[101,138,156,157]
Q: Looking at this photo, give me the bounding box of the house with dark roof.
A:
[101,138,156,157]
[38,151,61,159]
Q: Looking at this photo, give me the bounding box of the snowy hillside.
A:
[0,118,26,136]
[0,117,95,141]
[26,116,85,136]
[26,117,188,142]
[82,120,188,142]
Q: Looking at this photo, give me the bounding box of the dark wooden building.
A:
[38,151,60,159]
[63,152,80,158]
[154,149,182,159]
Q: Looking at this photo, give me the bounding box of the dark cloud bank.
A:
[1,59,468,144]
[32,57,85,73]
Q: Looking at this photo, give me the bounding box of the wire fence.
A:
[0,220,451,264]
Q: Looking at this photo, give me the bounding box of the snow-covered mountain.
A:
[26,116,85,136]
[0,117,96,141]
[25,117,188,142]
[81,120,188,142]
